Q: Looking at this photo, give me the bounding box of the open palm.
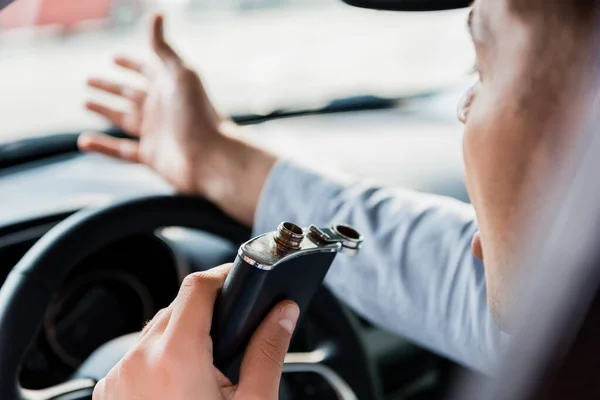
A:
[79,14,225,194]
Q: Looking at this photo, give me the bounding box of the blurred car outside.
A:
[0,0,142,34]
[0,0,322,39]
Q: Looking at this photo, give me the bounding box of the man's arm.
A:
[253,160,504,373]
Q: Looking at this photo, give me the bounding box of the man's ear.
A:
[472,231,484,261]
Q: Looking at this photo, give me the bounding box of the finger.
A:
[214,368,233,389]
[215,368,237,398]
[85,102,141,135]
[88,78,147,105]
[92,378,106,400]
[78,132,140,163]
[139,307,172,341]
[238,301,299,399]
[114,56,151,77]
[161,264,232,348]
[151,14,182,69]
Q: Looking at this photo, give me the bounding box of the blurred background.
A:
[0,0,474,195]
[0,0,475,200]
[0,0,472,138]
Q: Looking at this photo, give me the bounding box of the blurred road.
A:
[0,2,472,143]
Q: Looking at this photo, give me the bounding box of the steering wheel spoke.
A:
[284,347,359,400]
[20,378,95,400]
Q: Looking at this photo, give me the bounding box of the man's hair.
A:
[510,0,599,33]
[507,0,600,145]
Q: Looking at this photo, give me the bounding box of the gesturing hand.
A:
[80,13,276,226]
[93,265,300,400]
[79,13,227,195]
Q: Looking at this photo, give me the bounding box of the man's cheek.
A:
[462,121,485,204]
[461,94,501,196]
[462,114,496,259]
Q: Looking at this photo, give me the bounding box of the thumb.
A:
[151,13,182,69]
[237,301,300,399]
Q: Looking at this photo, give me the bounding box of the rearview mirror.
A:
[341,0,471,11]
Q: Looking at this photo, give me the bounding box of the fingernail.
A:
[78,132,91,144]
[278,304,300,334]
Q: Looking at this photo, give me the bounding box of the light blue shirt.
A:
[253,160,504,373]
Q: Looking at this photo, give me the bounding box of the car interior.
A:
[0,90,472,400]
[3,0,600,399]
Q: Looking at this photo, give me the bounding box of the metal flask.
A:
[211,221,363,379]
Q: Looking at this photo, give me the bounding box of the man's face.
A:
[457,0,583,329]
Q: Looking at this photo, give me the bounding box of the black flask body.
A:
[211,249,337,372]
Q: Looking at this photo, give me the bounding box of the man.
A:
[82,0,597,398]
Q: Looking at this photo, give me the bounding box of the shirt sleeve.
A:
[253,160,505,373]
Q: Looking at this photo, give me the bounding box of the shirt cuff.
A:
[252,160,348,236]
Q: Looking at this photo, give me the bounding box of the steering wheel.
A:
[0,196,380,400]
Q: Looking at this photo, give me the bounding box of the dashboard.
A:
[0,104,469,396]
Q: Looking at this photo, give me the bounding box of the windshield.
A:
[0,0,472,145]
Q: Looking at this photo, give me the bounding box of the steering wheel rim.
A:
[0,195,378,399]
